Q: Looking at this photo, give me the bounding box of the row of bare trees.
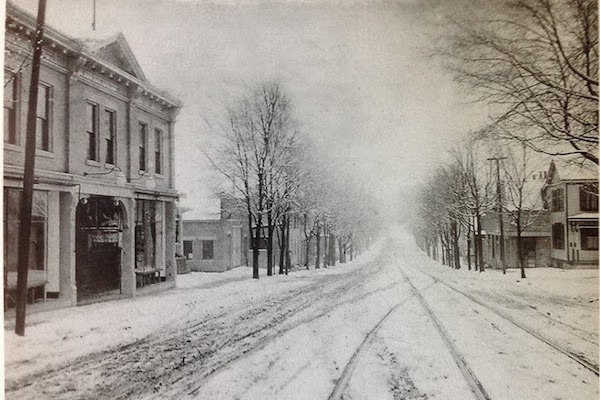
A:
[415,0,597,279]
[209,81,380,279]
[414,136,548,279]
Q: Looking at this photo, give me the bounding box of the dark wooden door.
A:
[76,197,122,301]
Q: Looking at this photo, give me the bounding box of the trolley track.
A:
[327,265,490,400]
[393,261,492,400]
[409,265,600,377]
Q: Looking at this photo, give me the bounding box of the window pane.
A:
[202,240,214,260]
[4,77,14,107]
[35,118,47,150]
[105,110,116,164]
[139,123,147,171]
[581,228,599,250]
[36,85,48,118]
[155,129,162,174]
[4,108,12,143]
[4,77,18,143]
[86,103,96,132]
[3,189,47,272]
[183,240,193,258]
[88,131,96,160]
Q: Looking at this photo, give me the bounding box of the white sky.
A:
[12,0,489,218]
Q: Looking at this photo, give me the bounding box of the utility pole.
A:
[488,156,507,275]
[15,0,47,336]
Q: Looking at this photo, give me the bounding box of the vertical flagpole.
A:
[15,0,48,336]
[92,0,96,30]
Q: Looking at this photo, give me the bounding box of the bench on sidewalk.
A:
[4,270,47,309]
[135,269,161,288]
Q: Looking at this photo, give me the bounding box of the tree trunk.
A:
[467,225,472,271]
[253,218,261,279]
[452,222,461,269]
[266,208,274,276]
[476,214,484,272]
[322,227,328,268]
[315,222,321,269]
[305,235,311,269]
[517,215,526,279]
[285,216,291,274]
[329,233,336,266]
[278,218,286,275]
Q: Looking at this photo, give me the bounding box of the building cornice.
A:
[6,2,182,112]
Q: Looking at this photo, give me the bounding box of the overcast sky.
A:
[13,0,489,218]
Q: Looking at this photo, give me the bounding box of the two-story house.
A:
[542,161,598,268]
[4,3,182,309]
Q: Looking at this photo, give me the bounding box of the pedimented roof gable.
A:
[87,33,147,81]
[546,159,598,184]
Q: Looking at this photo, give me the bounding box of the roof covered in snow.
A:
[547,160,598,184]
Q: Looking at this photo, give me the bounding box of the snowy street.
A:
[4,230,599,400]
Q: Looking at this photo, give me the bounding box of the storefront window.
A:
[135,200,156,271]
[3,188,48,272]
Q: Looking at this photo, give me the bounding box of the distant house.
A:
[182,195,308,272]
[542,161,598,268]
[182,219,245,272]
[481,171,551,270]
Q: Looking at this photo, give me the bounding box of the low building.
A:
[182,219,245,273]
[4,3,181,310]
[481,169,551,270]
[542,161,598,268]
[181,196,307,272]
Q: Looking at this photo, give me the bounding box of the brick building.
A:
[4,3,182,309]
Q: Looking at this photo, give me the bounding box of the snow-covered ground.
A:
[3,230,599,399]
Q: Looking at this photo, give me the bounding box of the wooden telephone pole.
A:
[15,0,47,336]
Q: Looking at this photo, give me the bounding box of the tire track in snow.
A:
[5,251,397,400]
[326,286,416,400]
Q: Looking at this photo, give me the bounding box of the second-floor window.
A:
[4,74,19,145]
[155,128,162,175]
[580,184,598,212]
[551,188,564,212]
[139,122,147,171]
[36,83,51,151]
[86,101,99,160]
[105,109,116,164]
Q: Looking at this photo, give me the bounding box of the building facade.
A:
[542,161,598,268]
[4,4,181,309]
[481,210,551,270]
[182,219,245,273]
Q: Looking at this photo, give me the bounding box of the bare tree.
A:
[501,144,547,279]
[211,81,295,279]
[445,0,598,164]
[450,137,495,272]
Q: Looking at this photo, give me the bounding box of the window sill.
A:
[155,173,166,179]
[36,149,54,159]
[3,143,22,152]
[86,159,102,167]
